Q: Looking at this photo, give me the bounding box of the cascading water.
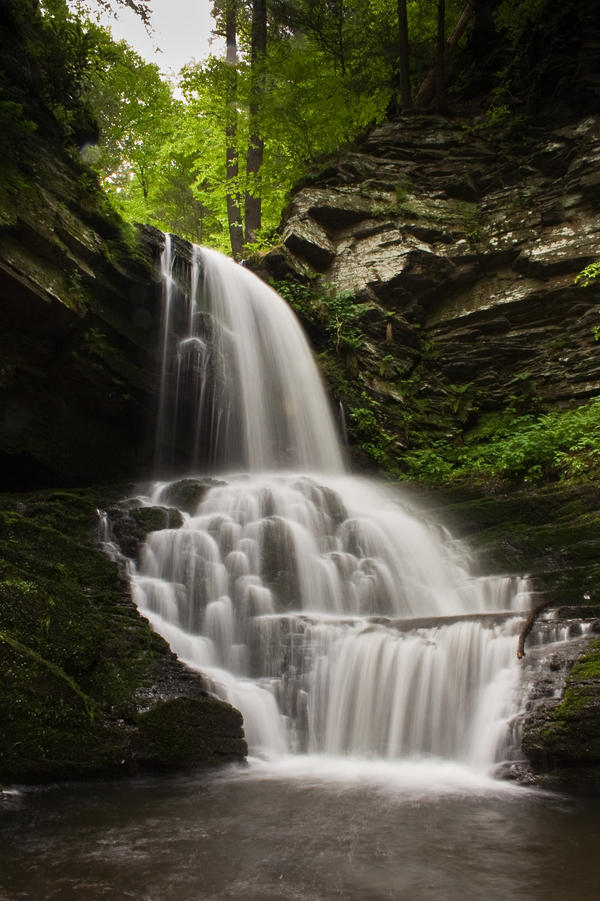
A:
[131,238,530,774]
[154,238,343,475]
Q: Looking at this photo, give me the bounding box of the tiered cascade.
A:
[130,240,529,770]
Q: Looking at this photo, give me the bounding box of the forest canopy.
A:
[2,0,555,255]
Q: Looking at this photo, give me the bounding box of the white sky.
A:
[96,0,221,76]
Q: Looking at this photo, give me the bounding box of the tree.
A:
[70,0,153,27]
[244,0,267,245]
[414,0,474,109]
[397,0,412,109]
[435,0,446,111]
[69,0,482,253]
[222,0,244,258]
[82,35,177,208]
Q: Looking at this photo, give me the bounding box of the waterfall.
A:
[131,238,529,773]
[154,242,343,476]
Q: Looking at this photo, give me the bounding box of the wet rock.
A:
[0,487,246,784]
[136,696,247,770]
[258,516,300,608]
[109,501,184,558]
[157,478,227,515]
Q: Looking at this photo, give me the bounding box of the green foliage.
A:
[80,33,202,238]
[575,262,600,287]
[324,290,369,351]
[277,280,369,353]
[178,13,391,251]
[34,0,466,251]
[0,95,37,207]
[494,0,550,44]
[347,391,396,466]
[402,444,456,482]
[401,397,600,485]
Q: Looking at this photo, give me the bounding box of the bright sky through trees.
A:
[94,0,220,75]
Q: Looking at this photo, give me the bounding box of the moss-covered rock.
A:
[520,639,600,790]
[156,478,227,515]
[407,482,600,608]
[137,697,247,770]
[108,500,184,559]
[0,487,246,784]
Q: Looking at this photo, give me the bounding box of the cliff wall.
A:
[258,112,600,787]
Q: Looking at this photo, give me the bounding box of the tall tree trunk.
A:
[387,0,412,116]
[435,0,446,112]
[244,0,267,246]
[397,0,412,110]
[414,0,474,109]
[336,0,346,76]
[225,0,244,259]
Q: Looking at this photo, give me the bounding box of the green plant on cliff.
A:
[401,396,600,486]
[0,95,37,208]
[348,393,397,468]
[575,262,600,287]
[534,639,600,746]
[575,262,600,341]
[460,399,600,483]
[276,280,368,354]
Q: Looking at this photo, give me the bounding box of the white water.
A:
[130,240,530,778]
[155,239,343,475]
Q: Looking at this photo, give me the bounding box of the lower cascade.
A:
[129,241,531,774]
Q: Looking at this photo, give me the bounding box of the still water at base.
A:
[1,760,599,901]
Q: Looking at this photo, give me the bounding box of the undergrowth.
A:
[401,396,600,485]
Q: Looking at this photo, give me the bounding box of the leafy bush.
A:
[277,280,368,353]
[401,397,600,485]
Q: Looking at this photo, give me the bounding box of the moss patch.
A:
[524,640,600,766]
[137,697,247,770]
[0,487,246,783]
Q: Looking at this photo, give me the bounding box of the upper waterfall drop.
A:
[155,239,344,476]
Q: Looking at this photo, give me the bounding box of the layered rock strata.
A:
[267,114,600,416]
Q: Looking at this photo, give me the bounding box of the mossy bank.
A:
[0,487,246,784]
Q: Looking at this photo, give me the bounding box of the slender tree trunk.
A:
[435,0,446,112]
[387,0,411,116]
[244,0,267,246]
[336,0,346,76]
[225,0,244,259]
[397,0,412,110]
[414,0,474,109]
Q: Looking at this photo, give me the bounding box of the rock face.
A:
[268,114,600,415]
[515,611,600,790]
[0,169,164,486]
[0,0,167,488]
[260,111,600,788]
[260,114,600,610]
[0,487,247,783]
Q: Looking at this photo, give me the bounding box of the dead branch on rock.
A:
[517,598,552,659]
